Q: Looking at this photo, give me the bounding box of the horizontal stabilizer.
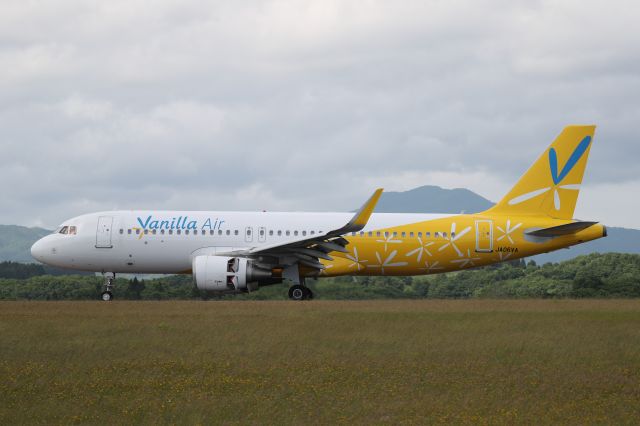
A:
[525,221,598,237]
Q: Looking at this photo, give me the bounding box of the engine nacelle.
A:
[192,255,273,293]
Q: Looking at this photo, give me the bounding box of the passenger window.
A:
[144,230,149,235]
[310,231,315,235]
[377,231,381,237]
[185,230,189,235]
[218,230,222,235]
[226,230,230,235]
[401,232,406,237]
[384,232,389,237]
[286,231,290,236]
[278,230,282,236]
[443,232,447,238]
[393,232,398,237]
[128,229,132,235]
[161,229,165,235]
[418,232,422,237]
[294,231,298,236]
[136,229,140,235]
[169,230,173,235]
[426,232,431,238]
[234,230,239,235]
[118,229,123,235]
[409,232,414,237]
[360,231,364,237]
[451,232,456,238]
[269,230,273,236]
[302,231,306,236]
[368,231,373,237]
[177,230,181,235]
[210,230,214,235]
[152,229,157,235]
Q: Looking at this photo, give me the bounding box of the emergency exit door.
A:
[475,220,493,253]
[96,216,113,248]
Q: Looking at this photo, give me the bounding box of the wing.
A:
[217,188,383,271]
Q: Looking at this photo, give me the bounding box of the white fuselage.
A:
[31,211,450,274]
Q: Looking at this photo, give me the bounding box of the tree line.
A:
[0,252,639,300]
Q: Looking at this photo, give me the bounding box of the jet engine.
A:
[192,255,274,293]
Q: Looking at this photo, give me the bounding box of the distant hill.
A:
[0,225,50,263]
[374,185,494,214]
[1,186,638,265]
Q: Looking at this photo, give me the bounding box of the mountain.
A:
[373,185,494,214]
[0,225,50,263]
[1,186,638,265]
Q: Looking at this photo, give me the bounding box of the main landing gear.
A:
[283,264,313,301]
[101,272,115,301]
[288,284,313,301]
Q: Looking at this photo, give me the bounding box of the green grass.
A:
[1,300,640,425]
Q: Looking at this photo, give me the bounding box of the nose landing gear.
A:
[101,272,115,301]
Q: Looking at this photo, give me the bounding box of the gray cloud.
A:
[1,0,639,228]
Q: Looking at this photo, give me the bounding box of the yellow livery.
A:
[321,125,605,277]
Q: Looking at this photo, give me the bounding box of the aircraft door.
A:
[245,226,253,243]
[475,220,493,253]
[258,226,266,243]
[96,216,114,248]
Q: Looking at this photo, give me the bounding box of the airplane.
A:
[31,125,606,301]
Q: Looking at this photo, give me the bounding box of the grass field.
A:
[1,300,640,425]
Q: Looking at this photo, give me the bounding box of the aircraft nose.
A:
[31,238,47,263]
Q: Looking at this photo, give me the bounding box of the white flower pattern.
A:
[367,250,408,275]
[438,222,472,257]
[450,249,481,269]
[405,238,434,262]
[496,219,522,244]
[346,246,368,271]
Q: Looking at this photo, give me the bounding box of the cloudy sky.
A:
[2,0,639,229]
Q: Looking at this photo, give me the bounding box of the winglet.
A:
[342,188,383,233]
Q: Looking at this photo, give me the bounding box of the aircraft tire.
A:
[101,291,113,302]
[288,285,306,301]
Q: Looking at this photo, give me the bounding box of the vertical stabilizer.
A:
[486,125,596,219]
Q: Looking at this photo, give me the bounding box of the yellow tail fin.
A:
[486,125,596,219]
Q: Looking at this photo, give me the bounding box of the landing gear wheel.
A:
[101,272,115,301]
[303,286,314,300]
[288,285,306,301]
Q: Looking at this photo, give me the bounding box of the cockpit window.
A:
[57,225,77,235]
